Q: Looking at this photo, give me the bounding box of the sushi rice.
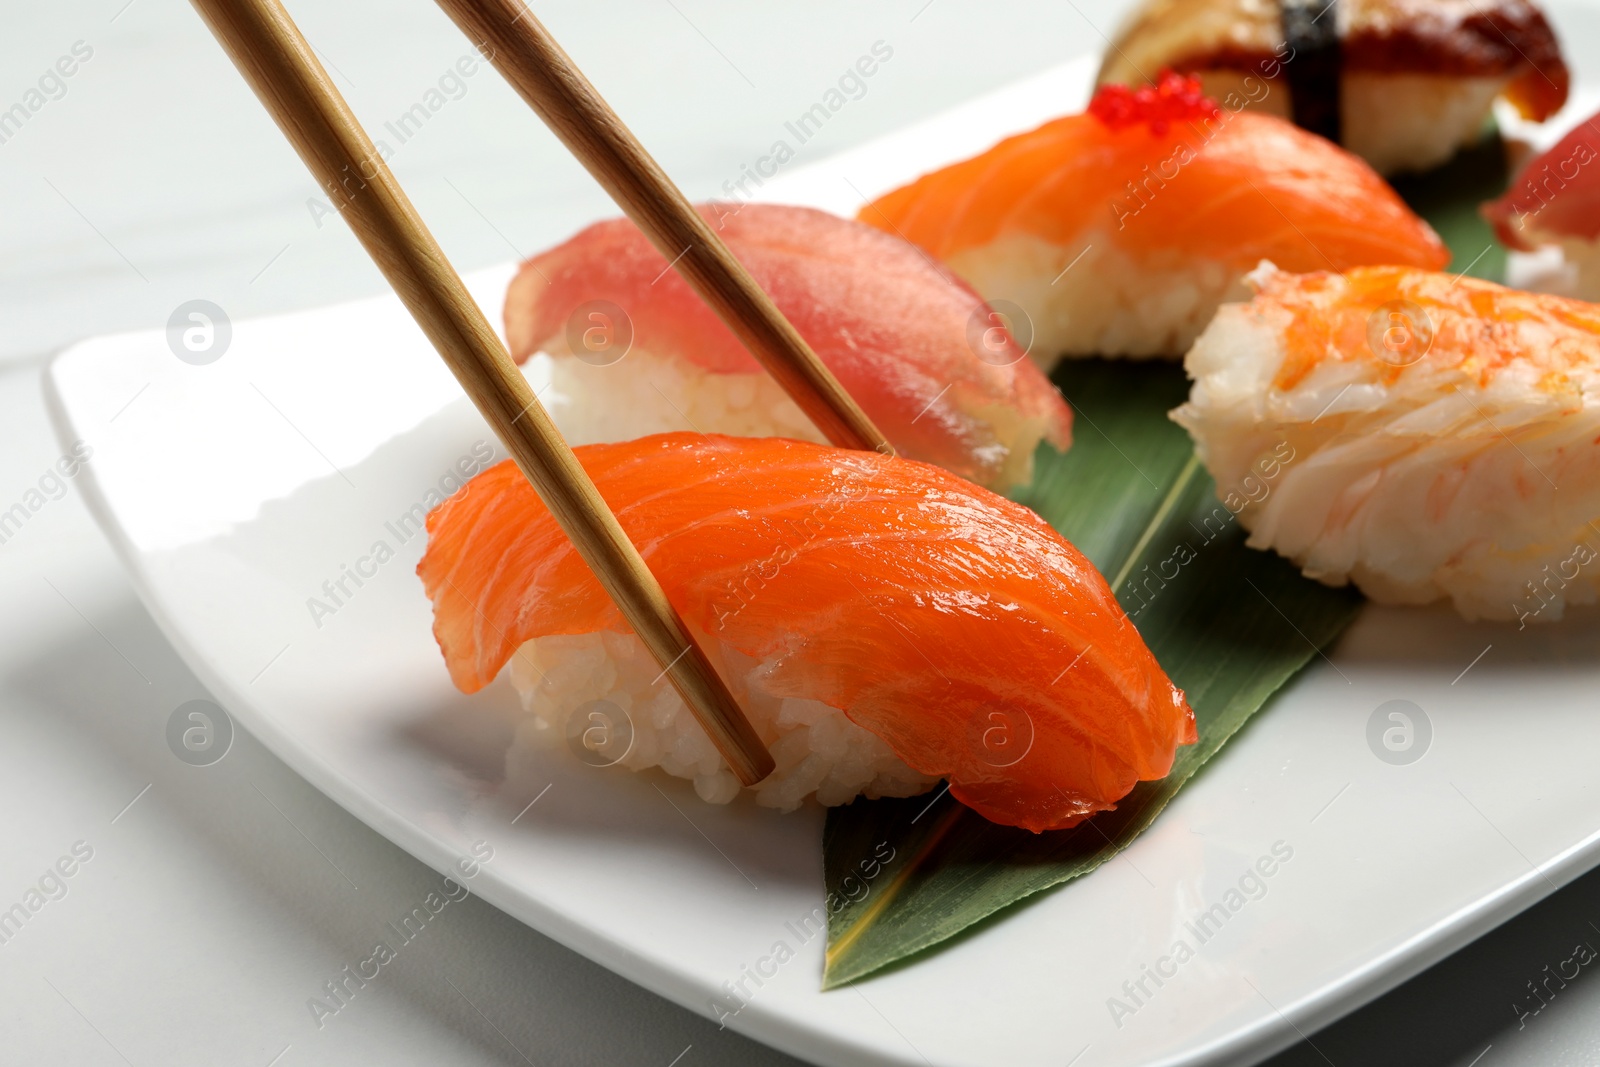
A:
[1196,70,1509,177]
[949,236,1249,362]
[507,630,938,810]
[534,342,1062,494]
[534,347,819,449]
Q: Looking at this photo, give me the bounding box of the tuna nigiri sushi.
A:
[505,204,1072,491]
[1174,263,1600,622]
[861,73,1450,364]
[418,433,1194,832]
[1483,111,1600,300]
[1098,0,1570,176]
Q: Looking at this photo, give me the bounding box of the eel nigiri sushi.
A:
[1174,263,1600,622]
[861,73,1450,365]
[1098,0,1570,175]
[418,433,1195,832]
[505,203,1072,491]
[1484,111,1600,300]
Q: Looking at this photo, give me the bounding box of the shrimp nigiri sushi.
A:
[418,434,1194,832]
[1174,264,1600,623]
[861,73,1450,364]
[1483,110,1600,300]
[1098,0,1569,175]
[505,204,1072,491]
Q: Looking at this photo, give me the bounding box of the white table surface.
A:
[6,2,1600,1065]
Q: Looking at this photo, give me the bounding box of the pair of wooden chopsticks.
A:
[188,0,893,784]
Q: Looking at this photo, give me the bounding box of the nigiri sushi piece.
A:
[861,73,1450,365]
[1483,111,1600,299]
[1098,0,1569,175]
[418,433,1195,832]
[1173,263,1600,623]
[505,203,1072,491]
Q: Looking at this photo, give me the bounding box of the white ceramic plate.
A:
[46,24,1600,1067]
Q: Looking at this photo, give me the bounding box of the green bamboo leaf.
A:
[821,361,1360,988]
[819,142,1506,988]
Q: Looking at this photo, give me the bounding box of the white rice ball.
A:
[506,631,939,809]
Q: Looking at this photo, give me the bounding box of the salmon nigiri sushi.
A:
[505,204,1072,491]
[861,72,1450,364]
[1174,264,1600,623]
[418,434,1194,832]
[1483,109,1600,300]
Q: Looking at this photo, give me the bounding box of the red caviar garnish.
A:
[1088,70,1221,135]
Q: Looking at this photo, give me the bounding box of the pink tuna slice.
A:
[504,202,1072,488]
[1484,112,1600,251]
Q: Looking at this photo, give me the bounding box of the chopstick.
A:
[431,0,893,456]
[188,0,776,786]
